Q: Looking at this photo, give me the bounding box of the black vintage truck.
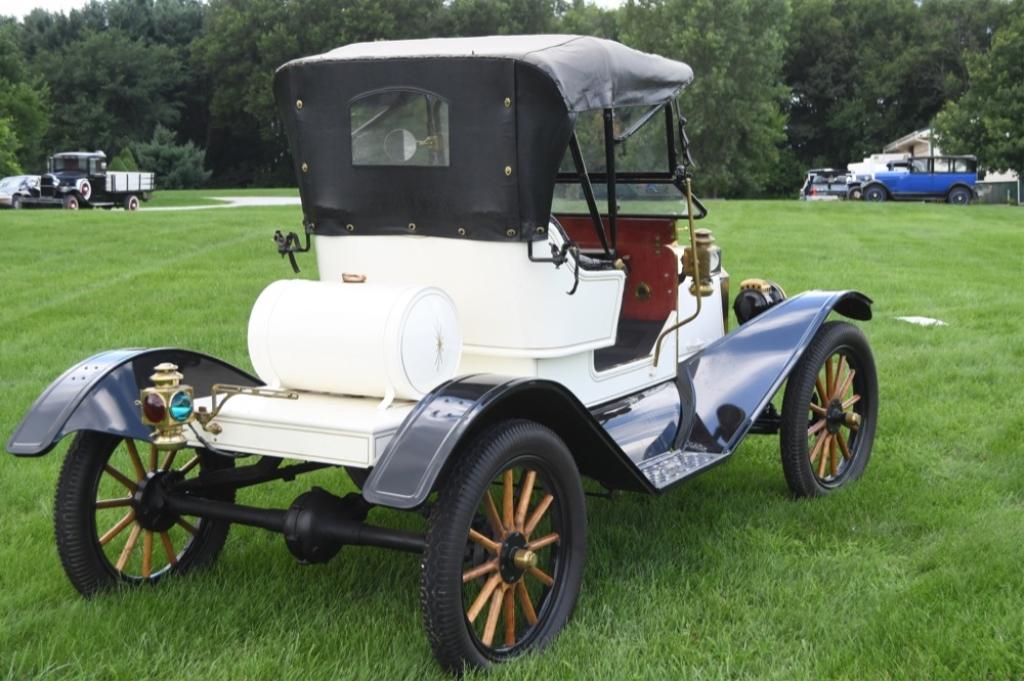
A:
[16,151,155,210]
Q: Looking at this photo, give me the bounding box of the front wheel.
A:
[54,431,234,596]
[63,194,80,210]
[421,420,586,672]
[780,321,878,497]
[847,187,863,200]
[947,187,972,205]
[863,185,887,202]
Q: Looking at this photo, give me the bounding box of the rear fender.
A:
[6,348,260,456]
[680,290,871,455]
[362,375,653,509]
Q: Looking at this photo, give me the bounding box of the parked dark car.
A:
[861,155,977,204]
[0,175,40,209]
[800,168,855,200]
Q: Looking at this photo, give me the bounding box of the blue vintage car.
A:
[861,155,977,204]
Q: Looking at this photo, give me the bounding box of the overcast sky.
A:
[3,0,625,21]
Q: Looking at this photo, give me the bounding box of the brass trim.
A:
[194,384,299,429]
[504,97,511,108]
[295,99,303,110]
[652,178,703,367]
[345,223,355,232]
[504,166,512,176]
[513,549,538,570]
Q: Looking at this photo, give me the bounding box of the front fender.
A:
[6,348,260,456]
[681,289,871,455]
[362,374,652,509]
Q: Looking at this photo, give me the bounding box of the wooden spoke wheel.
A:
[54,431,234,596]
[780,321,878,497]
[421,420,586,672]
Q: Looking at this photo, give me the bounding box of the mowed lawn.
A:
[1,199,1022,680]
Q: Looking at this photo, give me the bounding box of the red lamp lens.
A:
[142,393,167,422]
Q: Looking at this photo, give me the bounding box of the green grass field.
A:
[1,198,1022,680]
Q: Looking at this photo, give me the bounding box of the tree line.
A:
[0,0,1020,195]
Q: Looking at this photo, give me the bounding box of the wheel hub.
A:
[132,470,182,532]
[498,532,535,583]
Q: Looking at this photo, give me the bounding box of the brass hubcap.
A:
[513,549,538,570]
[807,353,862,480]
[462,466,560,649]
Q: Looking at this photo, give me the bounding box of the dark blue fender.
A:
[680,290,872,455]
[364,289,870,505]
[362,374,656,509]
[6,348,260,457]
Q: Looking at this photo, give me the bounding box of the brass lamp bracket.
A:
[651,178,713,367]
[194,384,300,430]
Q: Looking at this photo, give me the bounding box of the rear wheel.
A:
[63,194,80,210]
[11,196,22,209]
[421,420,586,672]
[947,187,972,205]
[863,185,887,202]
[54,431,234,596]
[124,194,140,211]
[780,322,878,497]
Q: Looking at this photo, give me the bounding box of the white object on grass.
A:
[895,316,948,327]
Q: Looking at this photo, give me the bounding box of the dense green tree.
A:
[135,124,211,188]
[0,116,23,176]
[934,5,1024,175]
[193,0,444,184]
[620,0,791,197]
[110,146,140,171]
[442,0,564,35]
[33,29,183,154]
[559,0,620,38]
[783,0,1011,176]
[0,22,50,169]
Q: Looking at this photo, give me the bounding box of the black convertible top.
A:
[275,36,693,242]
[280,35,693,113]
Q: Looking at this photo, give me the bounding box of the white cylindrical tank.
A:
[248,279,461,401]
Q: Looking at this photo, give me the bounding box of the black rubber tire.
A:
[947,187,972,205]
[780,321,878,497]
[54,431,234,597]
[847,187,862,200]
[421,420,586,673]
[863,185,887,202]
[63,194,80,210]
[124,194,140,211]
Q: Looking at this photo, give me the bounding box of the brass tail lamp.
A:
[139,363,297,450]
[652,177,716,368]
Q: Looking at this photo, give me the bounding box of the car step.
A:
[639,449,730,489]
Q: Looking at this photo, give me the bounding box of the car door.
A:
[896,158,931,196]
[930,157,952,195]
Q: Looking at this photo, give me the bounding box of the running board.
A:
[638,449,730,489]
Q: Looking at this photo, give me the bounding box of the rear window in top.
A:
[351,90,450,167]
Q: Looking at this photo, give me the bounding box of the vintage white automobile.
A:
[7,35,878,673]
